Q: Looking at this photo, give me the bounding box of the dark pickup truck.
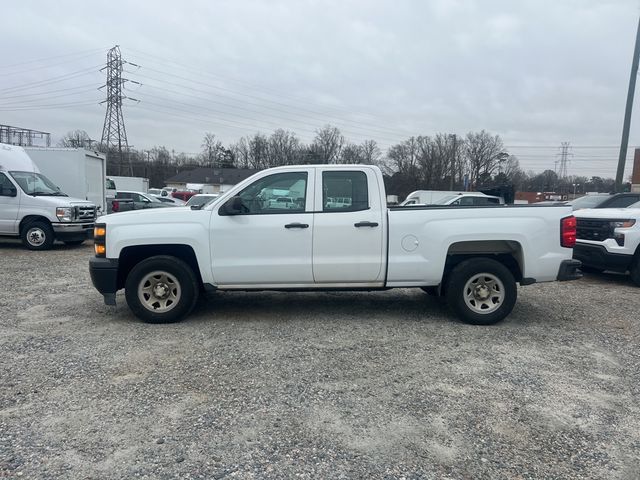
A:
[108,191,176,213]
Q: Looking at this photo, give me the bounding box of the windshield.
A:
[569,195,609,210]
[628,200,640,209]
[10,171,66,196]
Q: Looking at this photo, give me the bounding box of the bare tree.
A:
[268,129,301,166]
[58,129,92,148]
[464,130,507,188]
[311,125,344,164]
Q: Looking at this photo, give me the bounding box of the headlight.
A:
[56,207,73,222]
[611,220,635,228]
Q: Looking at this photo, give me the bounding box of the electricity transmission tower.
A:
[557,142,571,179]
[99,45,139,174]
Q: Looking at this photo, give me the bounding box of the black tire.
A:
[21,220,54,251]
[630,256,640,287]
[125,255,199,324]
[445,258,517,325]
[580,265,604,274]
[63,240,85,246]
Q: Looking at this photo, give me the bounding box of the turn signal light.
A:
[95,244,106,256]
[94,226,106,237]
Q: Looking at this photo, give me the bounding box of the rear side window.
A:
[322,171,369,212]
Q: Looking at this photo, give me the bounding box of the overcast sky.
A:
[2,0,640,178]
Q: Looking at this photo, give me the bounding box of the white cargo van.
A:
[0,143,96,250]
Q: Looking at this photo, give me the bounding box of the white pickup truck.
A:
[89,165,581,325]
[573,203,640,285]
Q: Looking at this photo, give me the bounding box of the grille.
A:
[75,205,96,221]
[576,218,613,242]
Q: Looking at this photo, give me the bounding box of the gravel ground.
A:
[1,239,639,479]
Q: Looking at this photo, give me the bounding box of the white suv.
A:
[573,201,640,285]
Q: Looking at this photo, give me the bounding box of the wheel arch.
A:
[117,244,204,290]
[443,240,524,285]
[19,215,51,233]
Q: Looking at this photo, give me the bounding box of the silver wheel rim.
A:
[463,272,505,314]
[137,270,182,313]
[26,227,46,247]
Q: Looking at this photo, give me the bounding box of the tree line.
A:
[58,127,624,197]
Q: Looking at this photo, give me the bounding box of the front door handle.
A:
[284,222,309,229]
[354,221,379,228]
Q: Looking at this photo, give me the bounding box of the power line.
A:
[0,47,107,70]
[0,65,102,94]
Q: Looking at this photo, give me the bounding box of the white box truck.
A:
[109,176,149,194]
[0,143,96,249]
[24,147,107,214]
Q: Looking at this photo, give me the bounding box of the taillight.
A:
[561,216,577,248]
[112,200,119,212]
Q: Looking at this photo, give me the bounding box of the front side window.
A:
[233,172,307,214]
[0,173,16,196]
[322,171,368,212]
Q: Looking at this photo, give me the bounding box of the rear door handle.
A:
[354,221,379,228]
[284,222,309,229]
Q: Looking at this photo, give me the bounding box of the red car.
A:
[171,191,197,202]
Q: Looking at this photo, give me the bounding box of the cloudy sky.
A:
[2,0,640,178]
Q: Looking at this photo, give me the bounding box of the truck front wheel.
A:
[21,221,54,250]
[125,255,199,323]
[445,258,517,325]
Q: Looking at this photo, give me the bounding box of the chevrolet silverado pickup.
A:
[573,204,640,285]
[89,165,581,325]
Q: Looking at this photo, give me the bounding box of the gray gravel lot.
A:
[1,239,639,479]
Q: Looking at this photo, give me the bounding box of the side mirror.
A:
[221,196,244,215]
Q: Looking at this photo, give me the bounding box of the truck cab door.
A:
[0,173,19,235]
[312,168,385,284]
[210,169,315,286]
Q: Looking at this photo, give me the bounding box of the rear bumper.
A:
[573,243,633,273]
[89,257,119,305]
[557,259,582,281]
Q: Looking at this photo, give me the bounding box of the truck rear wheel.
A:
[125,255,199,324]
[21,221,54,251]
[445,258,517,325]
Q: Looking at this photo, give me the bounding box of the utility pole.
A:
[616,16,640,192]
[99,45,140,175]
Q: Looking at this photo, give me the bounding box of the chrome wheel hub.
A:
[138,271,181,313]
[27,228,45,246]
[463,273,505,314]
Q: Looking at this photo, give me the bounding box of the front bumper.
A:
[53,222,94,241]
[557,259,582,281]
[89,257,119,305]
[573,243,633,273]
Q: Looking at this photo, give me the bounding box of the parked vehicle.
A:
[111,191,175,213]
[432,193,503,206]
[401,190,468,206]
[148,188,164,196]
[185,194,219,208]
[25,147,107,213]
[90,165,580,325]
[152,194,186,205]
[171,191,197,202]
[401,191,503,206]
[568,193,640,211]
[108,176,150,194]
[105,178,116,209]
[0,143,96,249]
[573,202,640,284]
